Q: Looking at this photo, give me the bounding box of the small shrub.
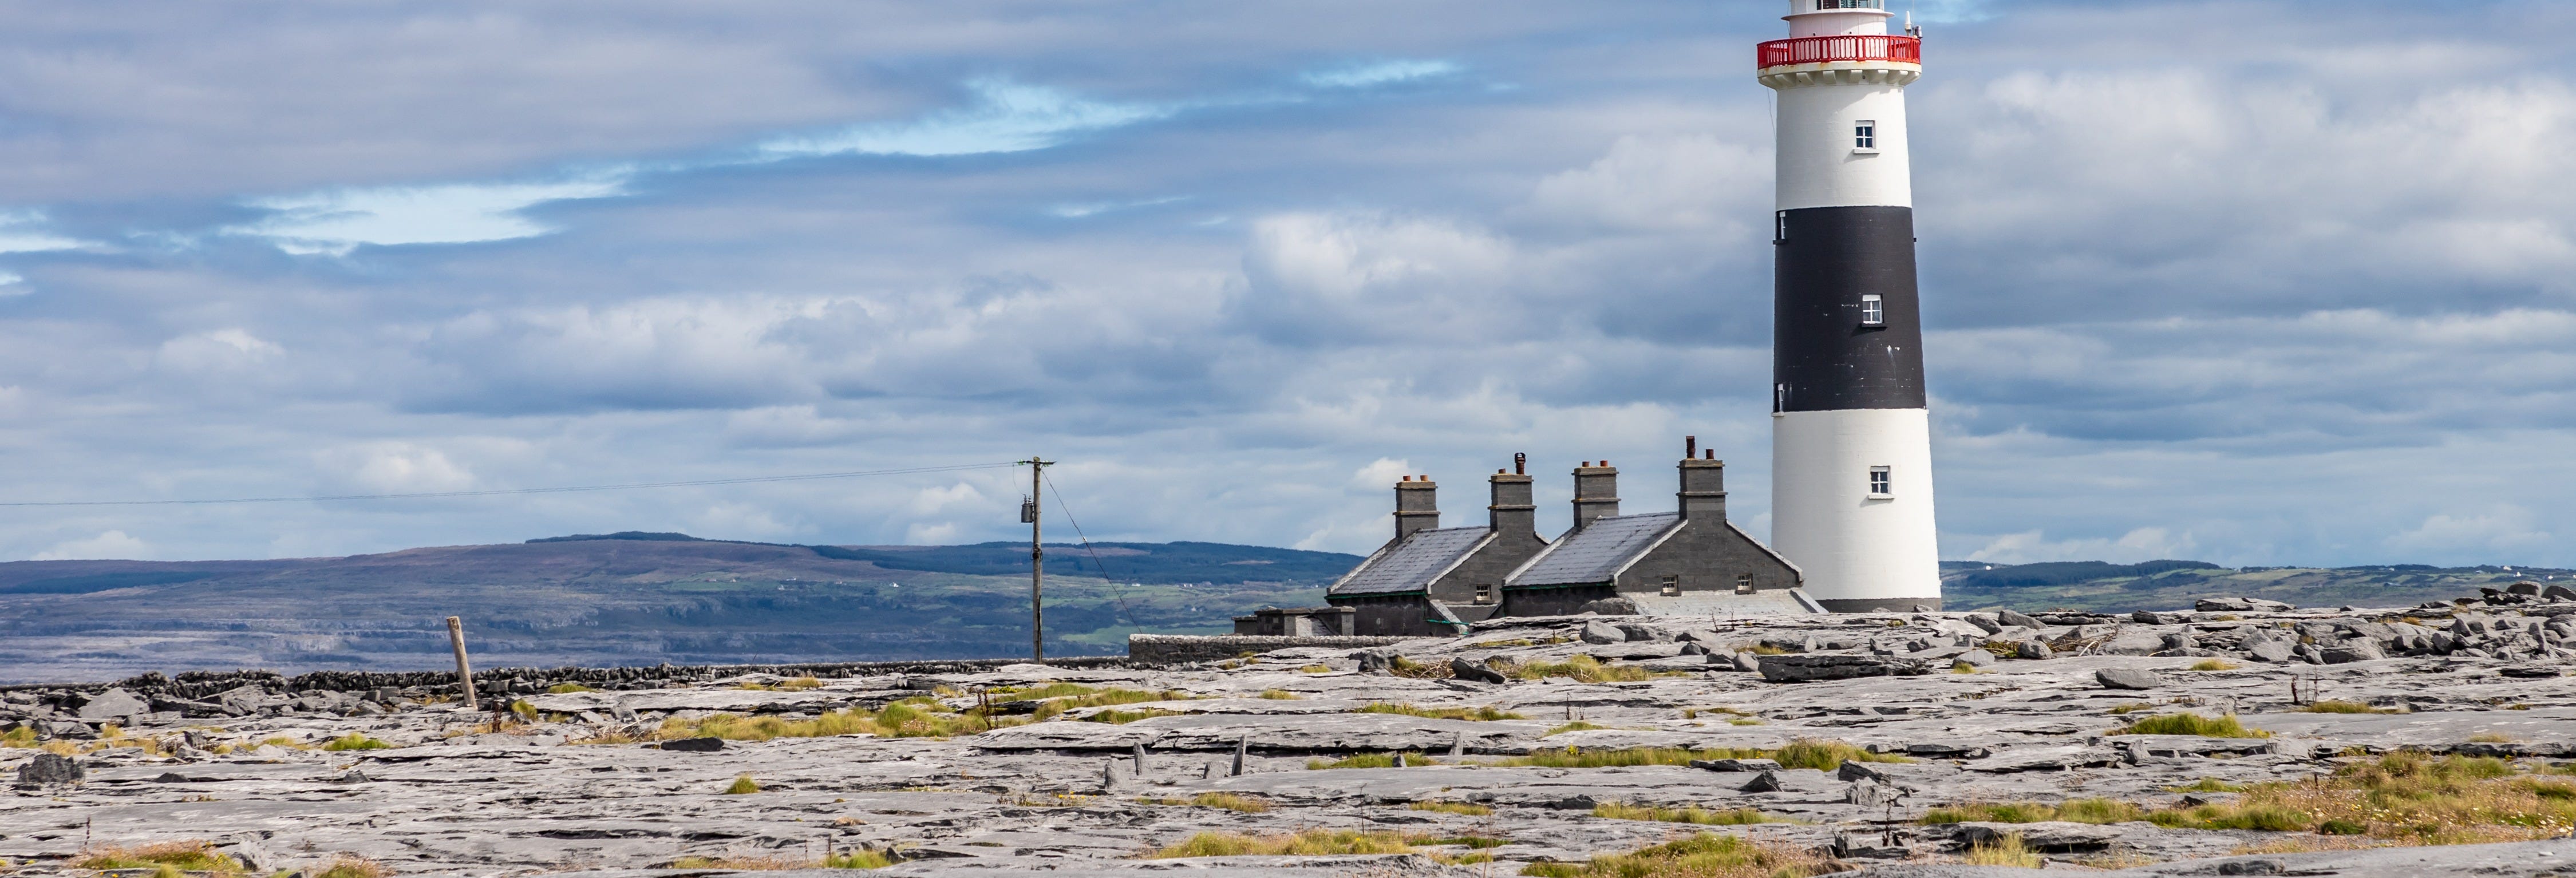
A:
[1546,721,1607,735]
[1298,665,1332,674]
[2108,702,2158,715]
[1773,738,1910,772]
[545,683,595,694]
[1411,801,1492,816]
[1389,656,1452,679]
[1258,689,1302,699]
[1186,792,1271,813]
[2188,659,2241,671]
[1499,654,1676,683]
[2111,713,2270,738]
[724,774,761,794]
[2318,819,2368,835]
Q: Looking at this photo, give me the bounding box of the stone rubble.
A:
[5,595,2576,875]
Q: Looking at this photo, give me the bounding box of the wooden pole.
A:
[446,616,479,710]
[1029,457,1047,661]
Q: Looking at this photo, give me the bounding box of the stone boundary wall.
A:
[1126,634,1417,664]
[0,656,1139,698]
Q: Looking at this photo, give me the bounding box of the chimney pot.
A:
[1514,452,1526,475]
[1686,436,1697,458]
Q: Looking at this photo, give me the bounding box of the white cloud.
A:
[0,211,92,254]
[228,173,630,255]
[904,521,962,545]
[1301,60,1461,89]
[1523,135,1768,232]
[2391,506,2553,555]
[156,328,285,371]
[908,482,986,516]
[317,442,476,493]
[34,530,148,561]
[1966,528,2198,566]
[757,78,1170,160]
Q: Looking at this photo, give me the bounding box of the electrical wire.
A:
[0,462,1023,507]
[1041,470,1147,634]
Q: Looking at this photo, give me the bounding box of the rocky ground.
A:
[10,588,2576,877]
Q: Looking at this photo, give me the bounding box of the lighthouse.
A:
[1760,0,1942,611]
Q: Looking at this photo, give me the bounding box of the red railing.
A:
[1758,35,1922,69]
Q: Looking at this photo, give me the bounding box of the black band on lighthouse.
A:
[1773,205,1926,412]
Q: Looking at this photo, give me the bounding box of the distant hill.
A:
[0,535,1359,683]
[1942,560,2570,613]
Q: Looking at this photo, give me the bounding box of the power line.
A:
[1041,470,1146,634]
[0,462,1023,508]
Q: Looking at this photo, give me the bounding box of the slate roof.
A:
[1326,527,1494,596]
[1505,512,1682,587]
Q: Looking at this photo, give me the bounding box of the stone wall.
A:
[1126,634,1417,664]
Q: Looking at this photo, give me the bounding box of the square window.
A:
[1736,574,1755,595]
[1474,583,1495,605]
[1868,466,1893,497]
[1860,294,1884,326]
[1854,121,1876,150]
[1660,576,1681,597]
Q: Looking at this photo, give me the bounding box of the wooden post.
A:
[1026,457,1049,661]
[446,616,479,710]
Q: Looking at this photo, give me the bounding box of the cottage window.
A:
[1860,294,1884,326]
[1868,466,1893,497]
[1660,576,1681,597]
[1736,574,1756,595]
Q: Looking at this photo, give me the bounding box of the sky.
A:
[0,0,2568,568]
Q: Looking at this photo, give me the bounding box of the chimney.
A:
[1394,475,1440,542]
[1572,460,1620,531]
[1678,436,1726,520]
[1488,455,1535,536]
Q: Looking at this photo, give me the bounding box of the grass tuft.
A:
[544,683,595,694]
[2111,712,2270,738]
[1140,792,1272,813]
[2188,659,2241,671]
[72,842,244,873]
[1472,740,1906,772]
[1546,721,1608,735]
[1593,802,1776,825]
[1518,832,1831,878]
[1411,801,1493,816]
[1496,654,1685,683]
[1258,689,1302,699]
[320,733,391,752]
[2300,700,2404,714]
[1147,829,1420,859]
[314,857,388,878]
[1307,752,1440,770]
[1962,833,2041,868]
[1356,702,1522,721]
[2168,777,2248,793]
[723,774,761,794]
[1922,798,2143,825]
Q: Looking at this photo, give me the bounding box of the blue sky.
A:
[0,0,2569,568]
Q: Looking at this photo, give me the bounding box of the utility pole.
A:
[1021,456,1050,660]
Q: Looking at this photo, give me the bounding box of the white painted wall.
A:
[1785,3,1891,38]
[1771,408,1941,603]
[1774,81,1911,211]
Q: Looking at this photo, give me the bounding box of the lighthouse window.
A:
[1817,0,1884,9]
[1854,121,1877,151]
[1868,466,1893,497]
[1860,294,1884,326]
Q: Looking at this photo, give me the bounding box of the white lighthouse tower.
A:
[1760,0,1942,611]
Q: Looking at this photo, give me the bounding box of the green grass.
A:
[1149,829,1419,858]
[723,774,761,794]
[1593,802,1777,825]
[1546,721,1608,735]
[2110,712,2270,738]
[319,733,391,752]
[2188,659,2241,671]
[1475,739,1906,771]
[72,841,244,873]
[1141,792,1273,813]
[1962,833,2041,868]
[1922,798,2144,825]
[1258,689,1302,699]
[1498,654,1685,683]
[1518,832,1829,878]
[545,682,595,694]
[2168,777,2248,793]
[1356,702,1523,721]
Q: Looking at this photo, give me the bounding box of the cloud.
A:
[316,442,477,493]
[1966,527,2198,565]
[0,212,92,254]
[757,78,1171,160]
[35,530,149,561]
[156,329,285,371]
[1302,60,1462,89]
[227,175,630,255]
